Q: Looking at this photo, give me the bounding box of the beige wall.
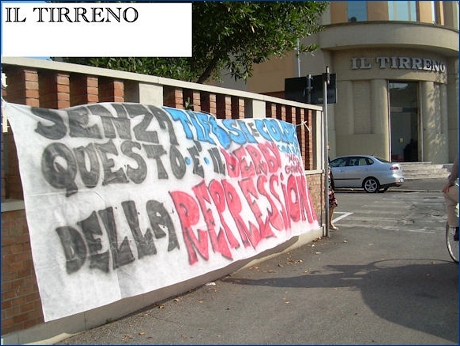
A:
[368,2,389,21]
[330,2,347,23]
[418,1,434,23]
[248,52,296,93]
[319,22,458,55]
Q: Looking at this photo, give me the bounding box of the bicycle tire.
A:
[445,222,459,264]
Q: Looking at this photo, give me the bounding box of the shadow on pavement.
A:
[223,259,459,343]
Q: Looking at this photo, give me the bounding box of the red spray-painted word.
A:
[169,142,316,265]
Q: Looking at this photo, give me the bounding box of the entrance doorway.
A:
[389,82,419,162]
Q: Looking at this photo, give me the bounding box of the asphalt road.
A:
[57,178,458,345]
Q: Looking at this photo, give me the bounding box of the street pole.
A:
[323,66,330,238]
[296,39,301,77]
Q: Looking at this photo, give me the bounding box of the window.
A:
[358,158,368,166]
[430,1,446,24]
[431,1,437,24]
[388,1,417,21]
[347,157,367,166]
[348,1,367,22]
[330,158,347,167]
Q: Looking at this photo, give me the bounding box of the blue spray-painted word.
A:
[164,108,298,149]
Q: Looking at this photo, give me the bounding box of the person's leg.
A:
[444,185,458,227]
[444,185,458,240]
[329,206,339,230]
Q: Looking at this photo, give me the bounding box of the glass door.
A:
[389,82,419,162]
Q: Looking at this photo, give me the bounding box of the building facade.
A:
[218,1,459,163]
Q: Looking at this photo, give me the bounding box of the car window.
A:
[358,158,369,166]
[331,157,376,167]
[356,157,375,165]
[330,158,347,167]
[347,158,360,166]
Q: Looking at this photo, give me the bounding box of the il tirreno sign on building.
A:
[351,56,446,73]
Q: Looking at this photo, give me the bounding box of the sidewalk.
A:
[56,177,457,345]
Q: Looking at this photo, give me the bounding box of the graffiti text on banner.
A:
[4,101,318,321]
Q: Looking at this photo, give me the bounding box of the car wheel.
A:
[363,177,380,193]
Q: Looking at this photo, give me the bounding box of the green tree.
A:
[57,2,328,84]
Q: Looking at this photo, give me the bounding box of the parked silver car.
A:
[329,155,405,193]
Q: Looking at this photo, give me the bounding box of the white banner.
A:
[4,101,318,321]
[1,2,191,57]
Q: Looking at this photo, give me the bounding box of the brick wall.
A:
[1,62,324,336]
[2,132,22,200]
[306,173,325,226]
[1,210,44,335]
[2,67,50,335]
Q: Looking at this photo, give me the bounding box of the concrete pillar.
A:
[138,83,163,106]
[245,99,267,118]
[440,83,449,163]
[440,83,448,137]
[443,1,459,30]
[314,109,324,171]
[421,81,448,163]
[370,79,388,135]
[371,79,390,159]
[421,81,434,162]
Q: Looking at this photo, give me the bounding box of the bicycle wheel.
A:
[445,222,459,264]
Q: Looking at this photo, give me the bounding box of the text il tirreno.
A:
[352,56,446,73]
[4,6,139,23]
